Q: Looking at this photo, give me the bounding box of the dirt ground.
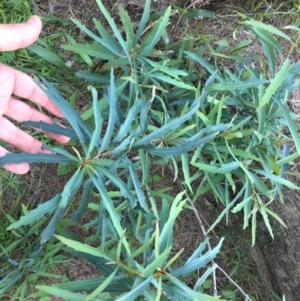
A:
[3,0,299,300]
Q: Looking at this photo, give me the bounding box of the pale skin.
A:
[0,16,69,174]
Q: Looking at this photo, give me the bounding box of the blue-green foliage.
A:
[1,0,300,299]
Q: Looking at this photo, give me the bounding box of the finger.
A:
[0,16,42,51]
[0,146,29,174]
[0,116,44,152]
[0,63,64,118]
[5,97,70,144]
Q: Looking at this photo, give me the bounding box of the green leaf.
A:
[93,18,121,53]
[133,0,151,44]
[97,166,136,209]
[62,43,114,61]
[6,194,60,230]
[145,132,219,157]
[95,0,130,59]
[118,5,135,47]
[142,246,172,278]
[276,151,298,166]
[116,277,153,301]
[70,180,93,221]
[260,39,276,76]
[76,72,110,84]
[27,43,71,73]
[254,169,300,190]
[133,97,207,148]
[0,153,73,166]
[147,72,196,91]
[59,168,85,208]
[231,196,253,214]
[276,98,300,156]
[182,9,213,18]
[215,145,261,161]
[36,78,92,154]
[257,59,290,111]
[0,271,24,295]
[71,18,124,58]
[241,19,291,40]
[22,121,82,141]
[138,6,171,57]
[171,124,197,139]
[168,277,225,301]
[207,78,268,91]
[143,58,188,79]
[192,161,239,174]
[65,35,94,68]
[43,145,80,162]
[241,24,283,53]
[263,206,287,228]
[171,238,224,277]
[185,51,224,82]
[159,192,186,251]
[88,171,131,255]
[128,164,148,212]
[113,100,143,143]
[229,39,253,53]
[181,153,192,192]
[41,207,66,243]
[87,86,103,156]
[126,233,155,262]
[98,69,117,153]
[55,235,113,262]
[110,128,141,155]
[53,276,128,293]
[36,285,96,301]
[207,185,246,233]
[257,196,274,239]
[85,269,118,301]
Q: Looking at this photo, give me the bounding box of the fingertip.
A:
[3,163,30,174]
[0,15,42,51]
[47,133,71,144]
[26,15,42,25]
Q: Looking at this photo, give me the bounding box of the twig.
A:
[216,264,252,300]
[171,0,209,38]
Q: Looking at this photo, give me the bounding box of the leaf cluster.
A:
[0,0,300,299]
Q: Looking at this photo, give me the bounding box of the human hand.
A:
[0,16,69,174]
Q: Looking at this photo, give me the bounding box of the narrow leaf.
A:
[116,277,153,301]
[87,86,103,156]
[7,194,61,230]
[95,0,130,59]
[0,153,73,166]
[27,44,71,73]
[207,79,268,91]
[241,19,291,40]
[59,168,85,208]
[138,6,171,57]
[257,59,290,111]
[134,0,151,44]
[276,97,300,156]
[192,161,239,174]
[23,120,82,140]
[36,285,96,301]
[84,269,118,301]
[41,207,66,243]
[55,235,113,262]
[98,69,117,153]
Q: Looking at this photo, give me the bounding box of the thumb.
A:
[0,16,42,51]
